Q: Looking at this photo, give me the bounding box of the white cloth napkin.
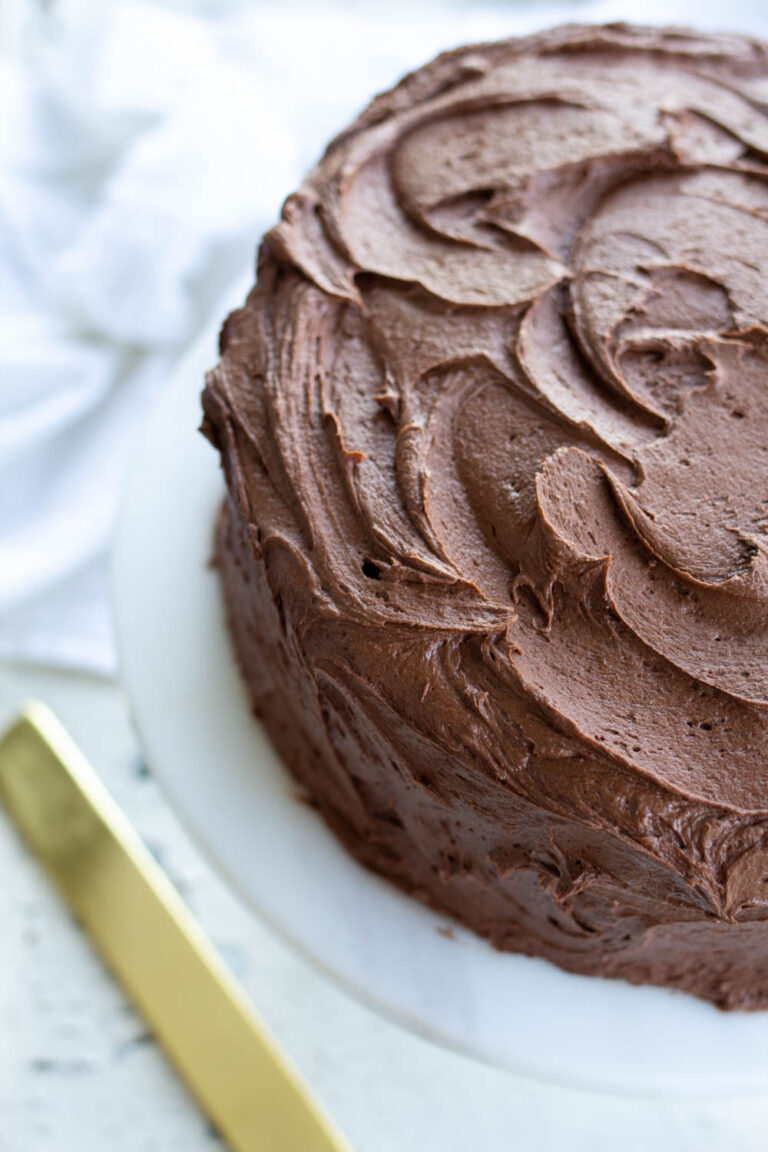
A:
[1,0,767,676]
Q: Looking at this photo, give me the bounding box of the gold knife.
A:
[0,701,352,1152]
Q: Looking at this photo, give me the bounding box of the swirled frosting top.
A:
[212,23,768,872]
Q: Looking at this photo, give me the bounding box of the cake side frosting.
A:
[203,23,768,1007]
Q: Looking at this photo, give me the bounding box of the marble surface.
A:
[2,662,768,1151]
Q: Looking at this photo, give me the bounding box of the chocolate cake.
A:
[202,23,768,1008]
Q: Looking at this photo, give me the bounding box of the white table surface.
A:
[1,663,767,1151]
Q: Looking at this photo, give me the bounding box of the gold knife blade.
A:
[0,701,352,1152]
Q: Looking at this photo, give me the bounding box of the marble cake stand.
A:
[113,275,768,1095]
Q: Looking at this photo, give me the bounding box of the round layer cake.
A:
[202,23,768,1009]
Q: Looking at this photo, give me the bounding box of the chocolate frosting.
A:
[203,24,768,1007]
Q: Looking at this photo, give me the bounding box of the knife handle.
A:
[0,702,351,1152]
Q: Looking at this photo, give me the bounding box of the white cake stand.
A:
[113,274,768,1095]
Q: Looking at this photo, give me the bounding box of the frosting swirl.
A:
[204,24,768,1006]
